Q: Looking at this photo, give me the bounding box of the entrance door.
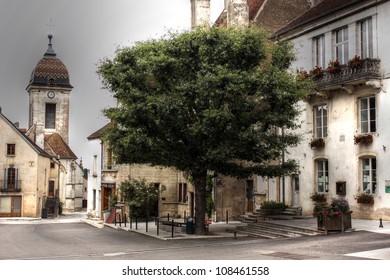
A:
[292,175,300,207]
[101,184,115,218]
[0,196,21,217]
[48,181,55,197]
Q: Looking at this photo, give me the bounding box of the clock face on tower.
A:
[47,91,55,99]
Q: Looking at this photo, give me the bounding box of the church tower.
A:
[26,34,73,146]
[190,0,211,29]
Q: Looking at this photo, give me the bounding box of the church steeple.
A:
[26,34,72,145]
[44,34,56,57]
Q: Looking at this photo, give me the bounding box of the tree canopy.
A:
[98,27,309,234]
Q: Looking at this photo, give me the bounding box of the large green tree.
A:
[98,27,308,235]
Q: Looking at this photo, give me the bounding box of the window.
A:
[360,18,373,59]
[6,144,15,156]
[313,35,325,68]
[316,160,329,193]
[178,183,187,203]
[361,157,376,194]
[3,168,19,191]
[314,105,328,138]
[334,27,349,64]
[45,103,56,129]
[359,96,376,133]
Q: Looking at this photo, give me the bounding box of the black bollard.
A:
[168,213,170,221]
[380,218,384,228]
[146,216,148,232]
[226,210,229,224]
[124,214,127,228]
[130,216,133,229]
[136,217,138,230]
[171,219,174,238]
[157,217,160,236]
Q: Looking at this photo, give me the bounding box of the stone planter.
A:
[317,213,352,233]
[258,208,283,216]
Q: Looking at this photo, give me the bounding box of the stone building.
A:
[0,108,57,217]
[87,124,194,220]
[272,0,390,219]
[0,34,87,217]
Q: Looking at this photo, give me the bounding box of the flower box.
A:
[348,55,363,69]
[317,213,352,233]
[310,138,325,150]
[310,66,323,79]
[354,134,373,145]
[355,193,374,204]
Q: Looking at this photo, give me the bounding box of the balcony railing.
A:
[0,180,22,192]
[314,58,381,91]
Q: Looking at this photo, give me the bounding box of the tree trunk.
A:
[192,170,207,235]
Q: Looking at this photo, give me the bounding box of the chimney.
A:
[227,0,249,28]
[191,0,211,29]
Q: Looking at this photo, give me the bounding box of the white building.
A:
[269,0,390,219]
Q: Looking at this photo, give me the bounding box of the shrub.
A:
[260,200,287,210]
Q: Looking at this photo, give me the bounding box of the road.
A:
[1,222,390,260]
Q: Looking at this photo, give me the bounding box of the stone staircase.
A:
[233,221,322,239]
[239,206,303,223]
[234,207,322,239]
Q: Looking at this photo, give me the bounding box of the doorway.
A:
[292,175,300,207]
[0,196,21,217]
[101,184,115,218]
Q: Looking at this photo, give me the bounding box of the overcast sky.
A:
[0,0,224,171]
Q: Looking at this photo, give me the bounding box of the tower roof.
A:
[28,34,72,89]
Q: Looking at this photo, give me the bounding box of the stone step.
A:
[229,220,322,239]
[248,222,321,236]
[236,226,297,239]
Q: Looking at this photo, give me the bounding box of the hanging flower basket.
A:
[354,134,373,145]
[309,138,325,150]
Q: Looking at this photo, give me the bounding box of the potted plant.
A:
[310,192,327,203]
[296,68,309,80]
[354,134,373,145]
[309,138,325,150]
[310,65,323,79]
[348,55,363,69]
[313,197,352,233]
[327,59,341,73]
[355,192,374,204]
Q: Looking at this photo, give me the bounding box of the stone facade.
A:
[272,0,390,219]
[0,110,55,218]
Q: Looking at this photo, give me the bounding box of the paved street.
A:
[2,213,390,260]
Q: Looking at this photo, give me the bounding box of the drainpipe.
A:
[282,127,286,204]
